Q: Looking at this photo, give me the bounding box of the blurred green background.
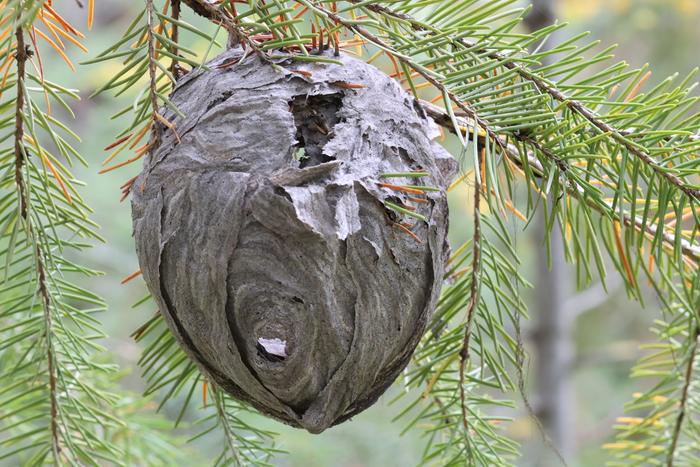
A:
[46,1,700,465]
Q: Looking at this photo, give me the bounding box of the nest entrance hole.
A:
[256,337,288,363]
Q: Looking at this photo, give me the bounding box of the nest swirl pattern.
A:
[131,48,456,433]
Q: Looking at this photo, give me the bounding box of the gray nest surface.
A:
[131,47,456,433]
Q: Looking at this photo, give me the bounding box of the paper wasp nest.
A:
[131,48,456,433]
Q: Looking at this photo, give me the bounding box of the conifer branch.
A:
[146,0,161,147]
[213,388,243,466]
[422,100,700,263]
[37,244,59,460]
[348,1,700,201]
[458,161,482,439]
[1,3,189,464]
[521,72,700,201]
[169,0,180,79]
[180,0,270,59]
[13,20,60,461]
[13,24,27,219]
[667,325,700,466]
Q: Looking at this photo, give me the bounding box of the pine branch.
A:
[1,3,189,464]
[421,100,700,263]
[213,389,244,466]
[667,325,700,466]
[350,1,700,201]
[13,21,27,219]
[146,0,164,153]
[180,0,275,60]
[12,16,61,462]
[458,148,483,436]
[397,226,528,465]
[169,0,180,79]
[305,0,514,161]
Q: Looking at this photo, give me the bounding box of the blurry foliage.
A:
[561,0,700,78]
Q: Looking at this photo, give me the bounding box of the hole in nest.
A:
[273,186,292,202]
[257,337,288,362]
[290,94,342,168]
[384,195,404,223]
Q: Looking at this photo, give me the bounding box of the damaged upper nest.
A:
[131,47,457,433]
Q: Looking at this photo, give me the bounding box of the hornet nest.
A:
[131,47,457,433]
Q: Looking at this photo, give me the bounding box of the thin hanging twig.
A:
[667,325,700,467]
[169,0,181,80]
[458,149,482,436]
[146,0,161,148]
[14,17,60,461]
